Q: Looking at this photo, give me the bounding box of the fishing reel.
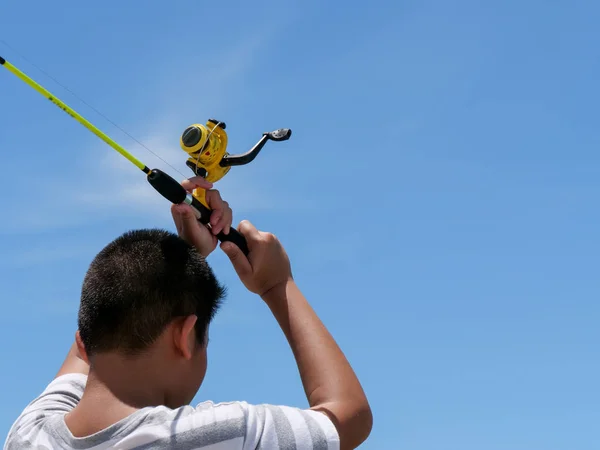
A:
[179,119,292,210]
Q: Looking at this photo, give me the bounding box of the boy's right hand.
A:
[220,220,292,297]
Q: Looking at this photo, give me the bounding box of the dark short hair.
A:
[78,228,225,356]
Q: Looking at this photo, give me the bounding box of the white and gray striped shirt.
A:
[4,373,340,449]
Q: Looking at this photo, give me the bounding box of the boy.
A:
[4,176,372,449]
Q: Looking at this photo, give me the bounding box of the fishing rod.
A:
[0,55,293,255]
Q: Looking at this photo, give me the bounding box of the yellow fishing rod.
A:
[1,55,291,255]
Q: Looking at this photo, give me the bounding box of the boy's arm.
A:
[220,221,373,450]
[55,340,89,378]
[6,344,88,445]
[262,280,373,450]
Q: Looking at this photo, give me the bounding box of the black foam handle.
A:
[216,228,249,256]
[189,196,250,256]
[147,168,187,203]
[146,168,249,256]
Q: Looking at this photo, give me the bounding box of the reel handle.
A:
[188,195,249,256]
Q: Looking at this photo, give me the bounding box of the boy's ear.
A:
[75,330,90,365]
[174,315,198,360]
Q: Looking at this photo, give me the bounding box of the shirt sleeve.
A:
[6,373,86,436]
[196,400,340,450]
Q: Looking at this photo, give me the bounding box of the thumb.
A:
[172,203,196,224]
[177,203,198,222]
[177,204,207,236]
[172,204,212,249]
[220,241,252,278]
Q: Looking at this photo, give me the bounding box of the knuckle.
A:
[263,232,277,243]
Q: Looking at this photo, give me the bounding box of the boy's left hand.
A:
[171,176,233,257]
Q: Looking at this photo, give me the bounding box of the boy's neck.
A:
[64,370,140,438]
[64,355,172,438]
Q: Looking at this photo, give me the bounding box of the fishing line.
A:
[0,39,186,179]
[1,45,291,256]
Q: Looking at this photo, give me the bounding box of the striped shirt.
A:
[4,373,340,449]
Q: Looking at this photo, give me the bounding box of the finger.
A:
[221,201,232,235]
[172,203,197,228]
[205,189,224,210]
[220,241,252,278]
[210,208,222,226]
[205,190,226,234]
[173,203,202,238]
[238,220,260,241]
[210,209,223,233]
[171,204,185,235]
[181,176,213,192]
[214,205,230,236]
[173,203,218,254]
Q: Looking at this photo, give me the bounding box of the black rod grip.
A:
[189,196,249,255]
[147,168,187,203]
[217,228,249,256]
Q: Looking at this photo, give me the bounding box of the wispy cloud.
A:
[1,22,293,235]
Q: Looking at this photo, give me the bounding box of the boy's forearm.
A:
[55,341,89,379]
[262,280,372,449]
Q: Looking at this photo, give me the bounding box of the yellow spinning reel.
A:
[179,119,292,209]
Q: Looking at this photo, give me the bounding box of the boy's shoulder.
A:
[4,373,339,450]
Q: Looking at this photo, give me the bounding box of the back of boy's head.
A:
[78,228,225,357]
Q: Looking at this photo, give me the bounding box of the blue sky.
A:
[1,0,599,448]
